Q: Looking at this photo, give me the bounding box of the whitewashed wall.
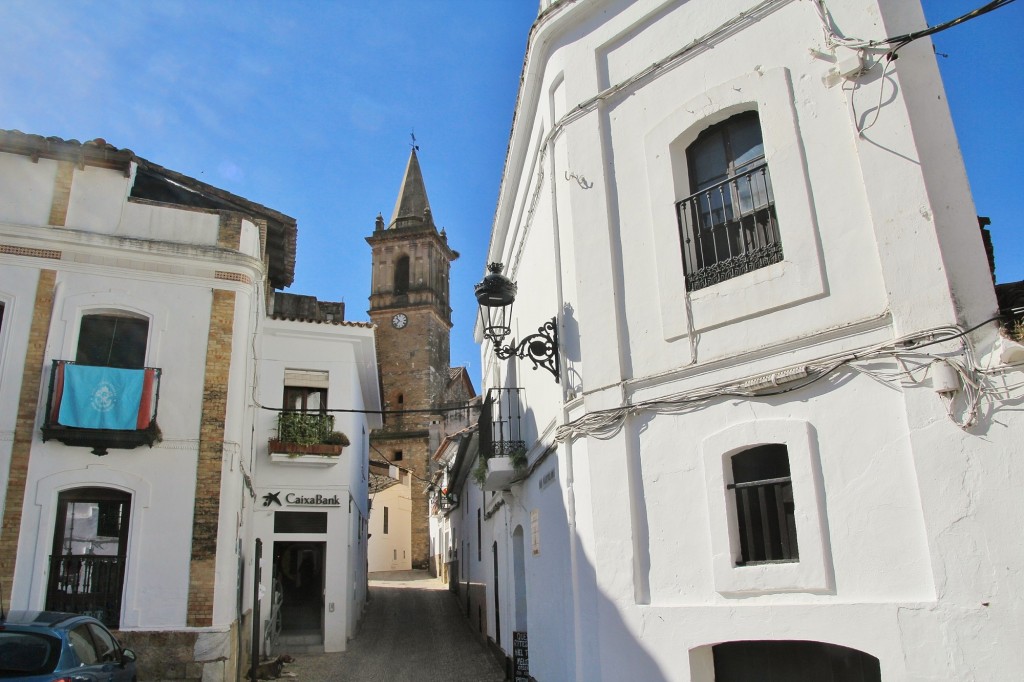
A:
[252,317,378,652]
[477,0,1024,680]
[368,476,412,572]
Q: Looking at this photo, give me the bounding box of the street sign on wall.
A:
[513,631,529,681]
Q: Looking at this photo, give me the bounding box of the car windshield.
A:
[0,631,62,677]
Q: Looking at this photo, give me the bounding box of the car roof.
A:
[0,611,88,627]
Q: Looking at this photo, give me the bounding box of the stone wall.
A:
[116,619,239,682]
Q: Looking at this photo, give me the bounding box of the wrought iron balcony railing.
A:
[676,161,782,291]
[41,360,162,456]
[479,387,526,459]
[45,554,125,629]
[276,410,335,445]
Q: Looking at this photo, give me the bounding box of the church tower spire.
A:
[366,147,460,571]
[387,148,433,231]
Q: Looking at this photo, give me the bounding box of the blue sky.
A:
[1,1,1020,387]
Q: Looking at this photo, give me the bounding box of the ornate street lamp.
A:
[474,262,559,383]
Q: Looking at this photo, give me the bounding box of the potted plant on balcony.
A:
[269,412,348,464]
[474,444,528,490]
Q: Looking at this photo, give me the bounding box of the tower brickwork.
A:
[367,149,458,570]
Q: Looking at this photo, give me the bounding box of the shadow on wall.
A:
[566,487,670,681]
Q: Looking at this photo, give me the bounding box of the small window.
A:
[394,255,410,295]
[729,444,798,565]
[677,111,782,291]
[76,314,148,369]
[383,506,389,534]
[392,450,403,462]
[283,386,326,413]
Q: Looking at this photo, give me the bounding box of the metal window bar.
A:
[484,387,526,458]
[45,555,124,628]
[676,161,782,291]
[728,477,798,565]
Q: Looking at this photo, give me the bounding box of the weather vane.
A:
[410,130,419,151]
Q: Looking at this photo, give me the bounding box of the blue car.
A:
[0,611,137,681]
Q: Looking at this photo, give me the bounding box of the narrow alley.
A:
[284,571,506,681]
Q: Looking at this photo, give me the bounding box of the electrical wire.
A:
[816,0,1017,133]
[814,0,1015,52]
[554,319,1020,443]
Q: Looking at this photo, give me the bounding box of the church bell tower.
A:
[367,148,458,570]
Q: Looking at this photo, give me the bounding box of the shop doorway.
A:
[273,542,325,635]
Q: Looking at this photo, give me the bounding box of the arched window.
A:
[46,487,131,628]
[677,111,781,291]
[394,255,410,295]
[76,312,148,369]
[730,444,797,564]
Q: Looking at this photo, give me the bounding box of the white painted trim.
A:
[644,67,826,340]
[701,419,833,595]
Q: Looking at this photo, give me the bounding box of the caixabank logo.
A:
[262,491,341,507]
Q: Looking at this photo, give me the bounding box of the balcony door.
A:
[46,488,131,628]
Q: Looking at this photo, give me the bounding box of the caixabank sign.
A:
[261,490,341,507]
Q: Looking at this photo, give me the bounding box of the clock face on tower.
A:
[391,313,408,329]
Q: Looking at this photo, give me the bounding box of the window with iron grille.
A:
[46,488,131,628]
[677,111,782,291]
[729,444,798,565]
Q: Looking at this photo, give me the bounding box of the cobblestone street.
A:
[285,571,505,681]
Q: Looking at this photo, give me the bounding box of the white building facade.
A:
[0,130,380,679]
[469,1,1024,680]
[367,468,413,572]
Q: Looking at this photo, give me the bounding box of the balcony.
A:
[41,360,161,456]
[45,554,125,629]
[676,161,782,291]
[477,387,527,490]
[268,411,348,466]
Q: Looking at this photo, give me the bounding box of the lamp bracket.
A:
[493,317,559,383]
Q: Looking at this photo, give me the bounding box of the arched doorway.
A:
[712,640,881,681]
[512,525,527,631]
[46,487,131,628]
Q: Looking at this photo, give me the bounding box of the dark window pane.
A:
[76,315,148,369]
[0,632,62,674]
[690,129,729,190]
[395,255,410,294]
[731,445,797,563]
[732,444,790,483]
[274,511,327,534]
[283,387,327,413]
[729,115,765,170]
